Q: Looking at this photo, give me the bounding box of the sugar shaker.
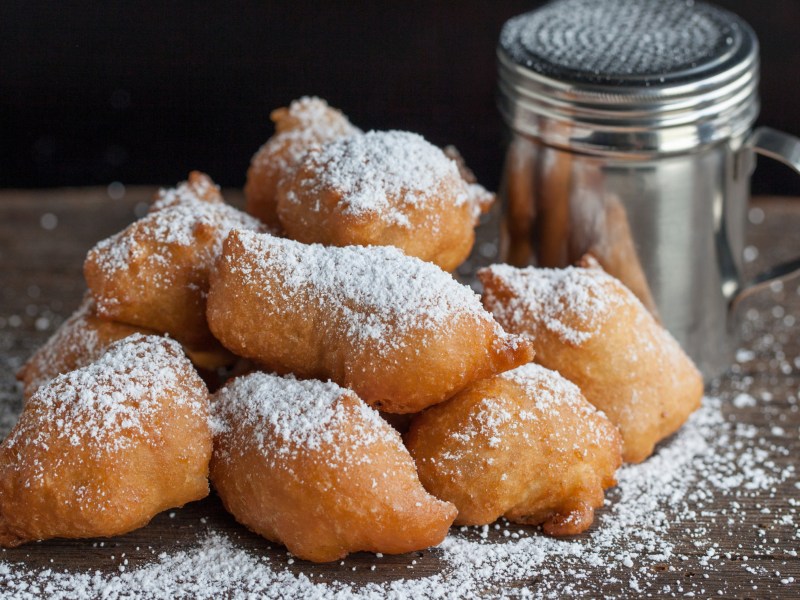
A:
[497,0,800,378]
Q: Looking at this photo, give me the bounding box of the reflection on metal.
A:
[497,1,800,380]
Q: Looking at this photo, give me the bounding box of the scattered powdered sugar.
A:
[212,372,400,463]
[0,208,796,597]
[435,397,519,467]
[0,288,797,596]
[274,96,356,135]
[481,263,623,346]
[499,363,619,450]
[2,389,795,598]
[732,392,757,409]
[285,130,469,227]
[230,231,492,353]
[5,335,203,462]
[432,363,617,476]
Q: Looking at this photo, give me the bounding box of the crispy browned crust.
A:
[83,172,263,349]
[405,365,622,535]
[244,98,358,230]
[0,336,212,547]
[479,262,703,463]
[210,374,457,562]
[206,230,535,414]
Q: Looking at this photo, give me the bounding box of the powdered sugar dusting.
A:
[481,263,623,345]
[501,363,619,449]
[500,362,589,414]
[17,297,101,396]
[285,130,469,227]
[5,335,203,463]
[2,388,795,598]
[275,96,355,135]
[87,178,263,302]
[229,231,491,354]
[433,363,617,479]
[0,197,797,596]
[438,398,518,467]
[252,96,360,173]
[149,172,222,212]
[212,372,401,463]
[0,295,798,596]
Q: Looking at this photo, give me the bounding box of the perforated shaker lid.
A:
[498,0,760,154]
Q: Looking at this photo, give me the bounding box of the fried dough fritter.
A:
[84,172,265,348]
[245,96,360,229]
[17,295,237,400]
[479,257,703,463]
[206,230,534,413]
[276,130,493,272]
[16,294,149,400]
[210,372,457,562]
[405,363,622,535]
[0,334,212,547]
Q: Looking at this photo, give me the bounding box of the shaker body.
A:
[499,132,752,379]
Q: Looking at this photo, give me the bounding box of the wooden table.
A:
[0,188,798,598]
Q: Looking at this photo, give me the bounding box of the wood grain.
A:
[0,188,798,597]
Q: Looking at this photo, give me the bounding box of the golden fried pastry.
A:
[500,126,658,319]
[405,363,622,535]
[149,170,225,210]
[16,294,149,400]
[245,96,360,229]
[17,294,236,400]
[276,130,493,272]
[207,230,534,413]
[84,172,265,348]
[479,257,703,463]
[0,334,212,547]
[210,372,457,562]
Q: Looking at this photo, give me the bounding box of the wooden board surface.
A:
[0,188,798,598]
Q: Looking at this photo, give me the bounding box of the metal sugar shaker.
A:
[497,0,800,380]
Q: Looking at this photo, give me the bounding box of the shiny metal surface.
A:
[499,133,748,378]
[497,9,759,155]
[499,0,747,85]
[497,1,800,380]
[734,127,800,303]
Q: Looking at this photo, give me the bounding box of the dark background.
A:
[2,1,800,195]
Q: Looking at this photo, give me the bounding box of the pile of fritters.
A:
[2,97,703,563]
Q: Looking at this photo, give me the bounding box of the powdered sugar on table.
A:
[1,300,797,598]
[0,195,797,597]
[0,390,795,598]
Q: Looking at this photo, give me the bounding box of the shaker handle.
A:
[732,127,800,306]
